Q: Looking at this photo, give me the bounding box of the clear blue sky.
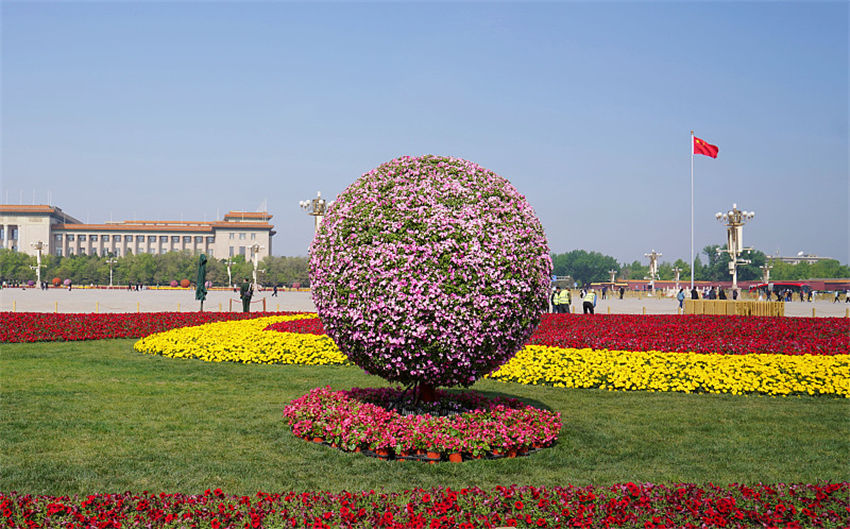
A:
[2,2,847,264]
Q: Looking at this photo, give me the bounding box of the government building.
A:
[0,204,275,259]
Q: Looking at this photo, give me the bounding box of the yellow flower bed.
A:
[488,346,850,398]
[134,316,849,397]
[134,314,349,366]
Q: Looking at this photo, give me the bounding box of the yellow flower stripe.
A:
[488,346,850,398]
[134,317,849,397]
[134,314,350,366]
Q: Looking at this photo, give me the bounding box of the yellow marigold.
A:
[134,315,351,366]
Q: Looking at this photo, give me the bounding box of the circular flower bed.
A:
[309,155,552,388]
[283,386,561,462]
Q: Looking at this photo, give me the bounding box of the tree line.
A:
[2,246,847,288]
[553,247,850,286]
[0,250,309,287]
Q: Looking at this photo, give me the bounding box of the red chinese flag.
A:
[693,136,719,158]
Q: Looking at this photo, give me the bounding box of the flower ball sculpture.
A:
[310,155,552,399]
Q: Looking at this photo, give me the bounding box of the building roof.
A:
[0,204,83,224]
[224,211,273,221]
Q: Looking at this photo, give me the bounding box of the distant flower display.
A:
[309,155,552,388]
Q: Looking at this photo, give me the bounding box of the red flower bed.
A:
[3,483,847,528]
[268,314,850,356]
[0,312,302,343]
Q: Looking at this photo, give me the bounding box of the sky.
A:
[2,1,848,265]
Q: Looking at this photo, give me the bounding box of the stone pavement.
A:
[1,287,848,318]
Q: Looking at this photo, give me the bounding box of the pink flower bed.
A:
[4,483,848,528]
[283,387,561,462]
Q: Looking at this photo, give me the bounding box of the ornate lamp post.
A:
[644,249,662,292]
[225,257,233,288]
[106,257,118,287]
[715,203,755,290]
[29,241,45,286]
[299,191,331,233]
[609,269,617,283]
[672,266,682,290]
[250,243,265,289]
[759,263,772,284]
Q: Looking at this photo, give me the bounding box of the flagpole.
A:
[690,130,695,289]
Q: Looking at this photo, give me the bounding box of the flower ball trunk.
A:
[419,383,436,403]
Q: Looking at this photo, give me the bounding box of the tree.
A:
[551,250,619,285]
[619,260,648,280]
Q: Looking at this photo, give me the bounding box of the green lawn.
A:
[1,339,848,495]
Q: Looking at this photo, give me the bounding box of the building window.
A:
[136,235,145,242]
[115,248,120,256]
[206,236,214,243]
[229,246,234,257]
[195,236,203,243]
[239,233,246,240]
[113,235,121,241]
[183,236,191,243]
[125,235,133,241]
[172,236,179,243]
[229,233,234,239]
[251,233,256,240]
[55,234,63,242]
[90,235,98,241]
[239,246,246,256]
[148,235,156,242]
[69,249,75,256]
[102,235,110,241]
[67,234,75,241]
[55,248,63,257]
[160,236,168,242]
[208,248,214,257]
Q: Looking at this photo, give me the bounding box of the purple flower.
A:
[309,155,552,388]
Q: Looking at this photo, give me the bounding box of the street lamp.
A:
[299,191,331,233]
[250,243,265,289]
[644,250,662,292]
[715,203,755,290]
[759,263,772,284]
[225,258,234,288]
[609,269,617,283]
[672,266,682,290]
[106,257,118,287]
[29,240,45,286]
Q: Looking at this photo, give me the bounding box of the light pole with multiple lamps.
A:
[759,263,772,284]
[672,266,682,290]
[250,243,265,289]
[106,257,118,287]
[225,258,234,289]
[609,269,617,284]
[299,192,331,233]
[29,241,45,286]
[644,250,662,292]
[715,203,755,290]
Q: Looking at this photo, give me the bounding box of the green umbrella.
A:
[195,253,208,311]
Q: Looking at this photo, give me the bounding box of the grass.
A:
[1,339,848,495]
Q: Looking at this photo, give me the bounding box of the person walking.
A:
[239,277,253,313]
[676,288,685,309]
[619,286,625,300]
[272,285,278,297]
[690,287,699,300]
[835,290,841,303]
[551,287,560,313]
[582,288,597,314]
